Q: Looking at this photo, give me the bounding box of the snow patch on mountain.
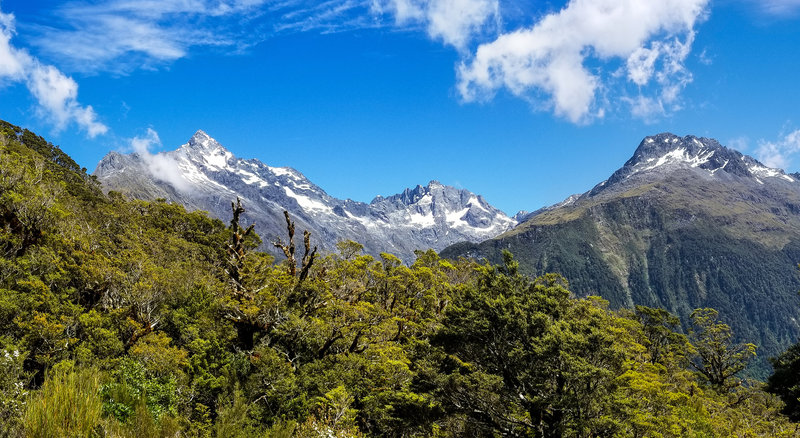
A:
[409,211,437,227]
[637,148,715,173]
[749,163,795,182]
[596,133,798,195]
[94,130,517,262]
[578,133,800,201]
[283,186,332,214]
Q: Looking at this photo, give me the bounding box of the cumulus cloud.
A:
[130,128,192,192]
[0,8,107,137]
[28,65,108,137]
[755,129,800,169]
[457,0,709,123]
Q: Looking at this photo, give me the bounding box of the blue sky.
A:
[1,0,799,216]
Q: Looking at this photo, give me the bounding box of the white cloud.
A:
[624,95,665,122]
[0,11,25,81]
[380,0,424,22]
[27,64,108,137]
[428,0,499,48]
[755,129,800,169]
[30,0,264,72]
[757,0,800,15]
[0,8,108,137]
[457,0,708,123]
[130,128,192,192]
[31,0,498,62]
[627,46,661,86]
[23,0,499,72]
[6,0,711,129]
[727,136,750,152]
[273,0,381,34]
[38,15,187,67]
[372,0,499,48]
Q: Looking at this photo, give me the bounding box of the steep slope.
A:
[442,133,800,373]
[95,130,515,261]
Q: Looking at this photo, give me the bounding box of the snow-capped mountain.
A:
[589,132,797,197]
[94,130,516,261]
[442,132,800,372]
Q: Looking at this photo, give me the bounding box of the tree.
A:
[273,210,316,282]
[432,251,629,436]
[634,305,689,365]
[689,308,756,389]
[766,342,800,421]
[221,198,273,351]
[226,197,255,295]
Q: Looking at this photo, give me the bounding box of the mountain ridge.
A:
[442,133,800,376]
[94,131,516,262]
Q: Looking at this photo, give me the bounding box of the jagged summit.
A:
[630,133,723,162]
[505,133,800,227]
[367,180,514,232]
[627,133,749,175]
[184,130,213,149]
[180,129,230,159]
[188,129,215,146]
[192,129,210,139]
[374,180,443,205]
[593,133,795,195]
[95,131,516,261]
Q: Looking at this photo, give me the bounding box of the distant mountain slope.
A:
[95,130,515,261]
[442,133,800,374]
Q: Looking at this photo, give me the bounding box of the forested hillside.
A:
[2,121,800,436]
[442,134,800,377]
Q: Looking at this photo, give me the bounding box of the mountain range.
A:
[94,130,516,262]
[442,133,800,374]
[95,129,800,373]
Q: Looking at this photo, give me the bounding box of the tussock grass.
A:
[24,367,103,438]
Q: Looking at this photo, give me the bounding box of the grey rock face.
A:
[589,133,795,197]
[94,130,516,262]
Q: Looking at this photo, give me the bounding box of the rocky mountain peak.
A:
[401,184,429,205]
[94,150,129,174]
[594,133,796,195]
[94,131,516,262]
[183,130,227,156]
[372,180,442,206]
[178,130,234,171]
[625,133,741,173]
[631,133,718,161]
[189,129,212,144]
